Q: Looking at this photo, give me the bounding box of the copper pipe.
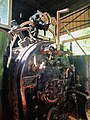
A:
[20,20,35,27]
[48,28,56,42]
[12,27,29,33]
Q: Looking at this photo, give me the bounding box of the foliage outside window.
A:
[0,30,10,90]
[61,27,90,55]
[0,0,12,27]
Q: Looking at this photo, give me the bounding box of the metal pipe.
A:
[48,28,56,42]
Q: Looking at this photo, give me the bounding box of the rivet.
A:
[35,105,38,109]
[43,114,46,117]
[35,118,38,120]
[32,95,36,99]
[57,103,60,106]
[54,95,56,98]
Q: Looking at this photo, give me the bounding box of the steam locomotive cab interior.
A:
[0,1,90,120]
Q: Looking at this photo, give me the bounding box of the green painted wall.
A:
[74,55,90,90]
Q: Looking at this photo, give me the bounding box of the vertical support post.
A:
[56,8,69,49]
[57,11,60,50]
[85,55,89,92]
[85,56,89,81]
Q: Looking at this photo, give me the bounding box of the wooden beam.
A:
[56,8,69,49]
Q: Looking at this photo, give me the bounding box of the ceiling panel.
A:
[21,0,90,16]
